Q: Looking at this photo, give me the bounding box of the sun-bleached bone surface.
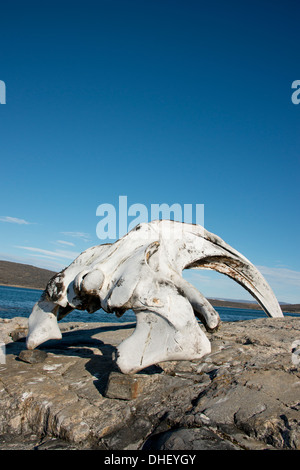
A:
[26,221,283,374]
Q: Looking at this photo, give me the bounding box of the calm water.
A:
[0,285,297,324]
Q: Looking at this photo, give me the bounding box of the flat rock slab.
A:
[105,371,157,400]
[143,427,241,450]
[0,316,299,450]
[18,349,48,364]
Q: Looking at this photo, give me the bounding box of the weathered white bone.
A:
[27,300,62,349]
[26,220,283,374]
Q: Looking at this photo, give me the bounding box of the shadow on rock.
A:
[9,323,136,396]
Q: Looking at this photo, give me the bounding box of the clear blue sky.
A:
[0,0,299,303]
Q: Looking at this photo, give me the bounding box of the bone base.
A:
[116,310,211,374]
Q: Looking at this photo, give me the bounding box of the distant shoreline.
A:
[0,283,43,291]
[0,282,299,314]
[1,260,299,314]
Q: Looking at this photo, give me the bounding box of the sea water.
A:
[0,285,297,324]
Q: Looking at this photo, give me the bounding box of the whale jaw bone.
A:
[26,220,283,374]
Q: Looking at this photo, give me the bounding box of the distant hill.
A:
[0,260,56,290]
[0,260,299,313]
[207,298,300,314]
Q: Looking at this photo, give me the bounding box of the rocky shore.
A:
[0,316,299,450]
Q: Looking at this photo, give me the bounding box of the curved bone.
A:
[26,220,283,373]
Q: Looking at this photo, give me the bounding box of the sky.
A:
[0,0,299,303]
